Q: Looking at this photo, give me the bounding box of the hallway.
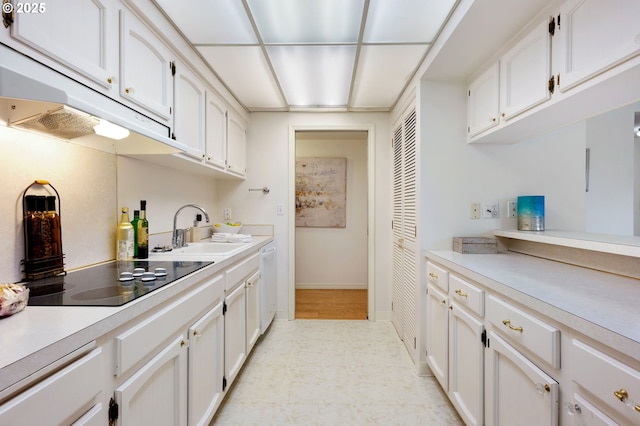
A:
[211,320,463,425]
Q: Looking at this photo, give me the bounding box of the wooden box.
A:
[452,237,498,254]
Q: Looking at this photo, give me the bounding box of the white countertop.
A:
[425,250,640,360]
[0,236,272,394]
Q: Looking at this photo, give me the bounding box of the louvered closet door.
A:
[391,107,418,363]
[392,122,404,336]
[401,110,418,359]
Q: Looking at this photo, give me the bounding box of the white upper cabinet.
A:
[119,5,174,124]
[173,61,206,159]
[0,0,118,94]
[500,20,552,121]
[205,91,228,170]
[556,0,640,93]
[467,63,500,137]
[226,110,247,177]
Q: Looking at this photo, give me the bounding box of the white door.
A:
[245,271,261,353]
[426,284,449,391]
[188,300,224,426]
[391,120,404,337]
[119,7,174,123]
[485,331,559,426]
[500,20,552,120]
[204,91,228,170]
[226,110,246,177]
[115,335,188,426]
[448,303,484,426]
[224,282,247,387]
[173,61,205,159]
[556,0,640,92]
[2,0,118,93]
[468,63,500,137]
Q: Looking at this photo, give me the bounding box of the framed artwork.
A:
[295,157,347,228]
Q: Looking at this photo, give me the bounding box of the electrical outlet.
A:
[507,200,518,218]
[482,202,500,219]
[276,203,284,216]
[224,208,232,220]
[470,202,481,219]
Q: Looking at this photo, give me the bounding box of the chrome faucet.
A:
[172,204,210,248]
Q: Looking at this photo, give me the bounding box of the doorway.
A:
[289,127,375,320]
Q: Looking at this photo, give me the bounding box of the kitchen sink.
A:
[176,242,246,254]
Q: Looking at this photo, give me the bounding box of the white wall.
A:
[217,112,392,319]
[420,80,587,250]
[0,126,219,283]
[295,133,368,289]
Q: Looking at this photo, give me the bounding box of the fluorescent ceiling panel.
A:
[267,45,356,106]
[352,45,427,108]
[363,0,457,43]
[247,0,364,43]
[156,0,257,44]
[197,46,286,108]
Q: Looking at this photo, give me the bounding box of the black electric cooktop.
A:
[26,260,214,307]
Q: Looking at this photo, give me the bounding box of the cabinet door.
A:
[485,331,559,426]
[119,7,173,122]
[500,20,552,120]
[556,0,640,92]
[173,62,206,159]
[468,63,500,137]
[2,0,118,93]
[449,302,484,426]
[115,335,188,426]
[0,347,103,425]
[226,110,247,177]
[245,271,261,353]
[205,91,228,170]
[188,300,224,426]
[426,283,449,391]
[224,282,247,387]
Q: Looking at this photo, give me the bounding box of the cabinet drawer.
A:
[225,252,259,291]
[115,273,224,376]
[486,295,560,368]
[570,338,640,424]
[449,274,484,317]
[426,262,449,292]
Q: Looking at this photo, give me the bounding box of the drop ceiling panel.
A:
[247,0,365,44]
[197,46,286,109]
[352,45,427,108]
[267,45,357,107]
[363,0,456,43]
[155,0,257,44]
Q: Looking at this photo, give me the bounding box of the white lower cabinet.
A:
[485,330,559,425]
[245,270,261,354]
[114,335,188,426]
[426,283,449,391]
[188,299,225,426]
[224,282,246,388]
[0,346,104,425]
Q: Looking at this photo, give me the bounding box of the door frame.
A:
[288,124,376,320]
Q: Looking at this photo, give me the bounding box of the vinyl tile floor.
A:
[211,319,464,425]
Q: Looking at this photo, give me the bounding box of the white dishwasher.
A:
[260,241,277,334]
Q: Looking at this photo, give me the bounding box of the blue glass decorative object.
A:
[517,195,545,231]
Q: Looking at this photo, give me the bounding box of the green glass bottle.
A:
[131,210,140,258]
[137,200,149,259]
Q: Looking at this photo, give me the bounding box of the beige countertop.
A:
[425,249,640,360]
[0,236,272,394]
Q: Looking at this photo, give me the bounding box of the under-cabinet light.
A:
[93,119,130,140]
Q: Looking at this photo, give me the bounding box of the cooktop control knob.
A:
[119,272,134,282]
[154,267,167,277]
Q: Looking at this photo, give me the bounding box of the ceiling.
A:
[153,0,458,112]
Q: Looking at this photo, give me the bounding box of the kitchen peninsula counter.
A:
[425,249,640,360]
[0,236,272,395]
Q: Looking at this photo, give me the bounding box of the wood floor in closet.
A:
[295,289,368,320]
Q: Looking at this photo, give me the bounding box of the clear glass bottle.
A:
[137,200,149,259]
[116,207,134,260]
[131,210,140,258]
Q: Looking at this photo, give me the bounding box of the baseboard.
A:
[295,283,368,290]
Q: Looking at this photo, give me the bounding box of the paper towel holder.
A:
[249,186,270,194]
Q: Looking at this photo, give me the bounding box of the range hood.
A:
[0,45,180,155]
